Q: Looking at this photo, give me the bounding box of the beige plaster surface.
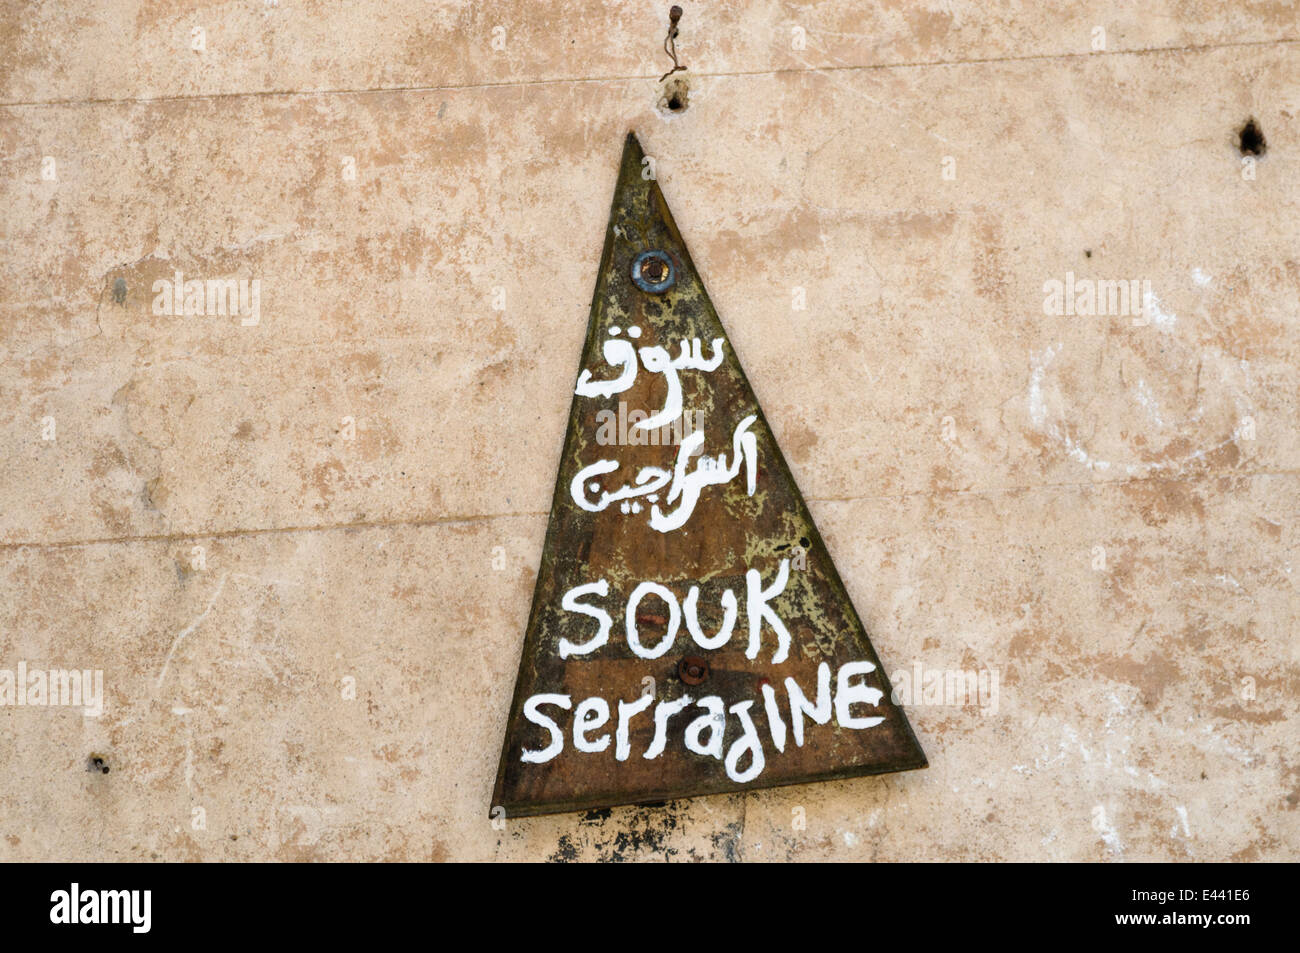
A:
[0,2,1297,861]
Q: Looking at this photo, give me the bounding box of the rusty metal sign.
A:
[492,132,926,818]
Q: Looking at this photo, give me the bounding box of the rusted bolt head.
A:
[631,249,676,293]
[642,257,668,283]
[678,655,709,685]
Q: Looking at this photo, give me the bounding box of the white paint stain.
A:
[1027,344,1114,470]
[1027,343,1059,427]
[1142,289,1177,331]
[1024,337,1261,479]
[1061,433,1111,471]
[1098,814,1124,856]
[1134,378,1165,427]
[156,573,229,691]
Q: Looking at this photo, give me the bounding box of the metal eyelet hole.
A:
[631,249,677,294]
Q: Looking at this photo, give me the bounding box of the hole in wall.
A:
[1238,118,1266,156]
[657,73,690,116]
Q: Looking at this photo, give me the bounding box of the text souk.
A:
[521,559,887,783]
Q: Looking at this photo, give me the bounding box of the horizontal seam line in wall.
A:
[0,511,552,552]
[1,36,1297,110]
[1,467,1294,550]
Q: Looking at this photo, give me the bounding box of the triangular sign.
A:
[493,132,926,818]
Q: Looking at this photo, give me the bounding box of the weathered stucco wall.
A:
[1,1,1296,861]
